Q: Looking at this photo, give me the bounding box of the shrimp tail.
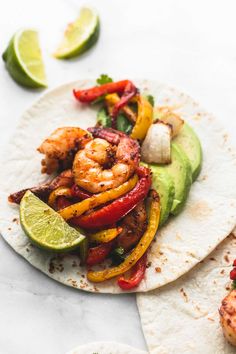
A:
[88,127,124,145]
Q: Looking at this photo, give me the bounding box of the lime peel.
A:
[20,191,85,252]
[54,7,100,59]
[2,29,47,88]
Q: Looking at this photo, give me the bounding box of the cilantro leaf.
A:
[144,94,155,107]
[96,74,113,85]
[232,280,236,289]
[97,107,111,127]
[111,247,125,265]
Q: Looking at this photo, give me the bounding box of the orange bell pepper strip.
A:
[87,189,160,283]
[59,174,138,220]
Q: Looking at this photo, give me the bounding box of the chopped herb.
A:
[116,114,133,134]
[91,74,114,104]
[144,94,155,107]
[232,280,236,289]
[111,247,125,265]
[97,107,111,127]
[96,74,113,85]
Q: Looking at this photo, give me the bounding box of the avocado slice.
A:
[150,166,175,226]
[169,143,192,214]
[174,123,202,181]
[149,143,192,216]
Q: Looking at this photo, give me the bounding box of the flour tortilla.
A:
[66,342,147,354]
[1,80,236,293]
[137,231,236,354]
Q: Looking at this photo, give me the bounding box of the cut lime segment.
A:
[20,191,85,252]
[2,29,47,88]
[54,7,100,59]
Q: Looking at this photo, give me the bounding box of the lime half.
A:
[20,191,85,252]
[2,29,47,88]
[54,7,100,59]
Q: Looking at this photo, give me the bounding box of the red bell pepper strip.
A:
[56,196,73,210]
[110,81,137,128]
[230,259,236,280]
[117,252,147,290]
[72,166,151,229]
[73,80,134,103]
[86,241,114,266]
[71,184,92,200]
[73,80,137,129]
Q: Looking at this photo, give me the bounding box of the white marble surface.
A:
[1,0,236,353]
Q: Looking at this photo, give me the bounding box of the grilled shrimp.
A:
[117,201,147,251]
[219,289,236,346]
[38,127,91,174]
[73,127,140,193]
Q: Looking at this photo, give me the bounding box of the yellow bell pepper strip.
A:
[89,227,123,244]
[59,174,138,221]
[87,189,160,283]
[130,95,153,140]
[77,166,151,229]
[48,187,72,207]
[105,93,137,124]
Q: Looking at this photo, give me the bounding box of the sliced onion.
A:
[141,122,171,164]
[154,107,184,137]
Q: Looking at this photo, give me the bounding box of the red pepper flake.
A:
[155,267,162,273]
[230,268,236,281]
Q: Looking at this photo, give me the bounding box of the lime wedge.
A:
[2,29,47,88]
[20,191,85,252]
[54,7,100,59]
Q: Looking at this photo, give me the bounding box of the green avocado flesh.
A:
[144,122,201,224]
[149,166,175,226]
[148,142,192,218]
[168,143,192,214]
[174,123,202,181]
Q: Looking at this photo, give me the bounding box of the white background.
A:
[0,1,236,353]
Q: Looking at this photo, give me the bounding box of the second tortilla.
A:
[137,231,236,353]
